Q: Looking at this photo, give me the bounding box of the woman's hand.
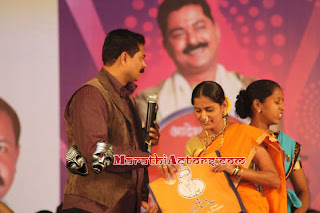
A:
[157,164,180,180]
[211,164,235,175]
[290,168,310,213]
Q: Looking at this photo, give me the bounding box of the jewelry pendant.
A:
[286,154,290,162]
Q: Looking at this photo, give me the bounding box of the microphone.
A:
[145,93,158,153]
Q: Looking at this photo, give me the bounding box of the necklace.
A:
[203,119,227,153]
[269,130,277,138]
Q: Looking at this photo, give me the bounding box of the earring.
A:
[223,113,228,123]
[258,109,261,113]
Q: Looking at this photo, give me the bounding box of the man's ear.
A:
[163,38,168,50]
[163,39,174,58]
[15,144,20,161]
[12,144,20,174]
[120,52,128,65]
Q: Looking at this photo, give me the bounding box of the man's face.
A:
[126,44,146,82]
[0,112,19,199]
[178,169,192,182]
[164,4,220,75]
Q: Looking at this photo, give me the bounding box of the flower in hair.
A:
[225,96,232,113]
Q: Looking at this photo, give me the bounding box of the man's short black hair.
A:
[102,29,145,65]
[157,0,215,40]
[0,97,20,146]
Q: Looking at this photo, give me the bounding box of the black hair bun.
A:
[235,90,248,119]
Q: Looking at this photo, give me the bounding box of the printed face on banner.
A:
[177,167,206,199]
[164,4,220,75]
[0,112,19,199]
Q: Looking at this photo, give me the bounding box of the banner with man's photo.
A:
[59,0,320,210]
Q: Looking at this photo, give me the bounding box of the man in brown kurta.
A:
[62,29,159,213]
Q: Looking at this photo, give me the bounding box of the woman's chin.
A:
[201,123,214,130]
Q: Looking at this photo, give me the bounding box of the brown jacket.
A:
[64,70,149,208]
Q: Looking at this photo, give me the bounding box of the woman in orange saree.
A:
[185,81,287,213]
[236,80,310,213]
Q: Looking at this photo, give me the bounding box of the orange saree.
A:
[202,123,287,213]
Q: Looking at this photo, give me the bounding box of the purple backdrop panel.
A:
[59,0,320,209]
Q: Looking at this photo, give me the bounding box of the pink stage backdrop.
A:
[59,0,320,209]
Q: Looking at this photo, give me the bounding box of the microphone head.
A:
[147,93,158,103]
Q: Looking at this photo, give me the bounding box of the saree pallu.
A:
[278,131,302,212]
[237,182,269,213]
[204,123,287,213]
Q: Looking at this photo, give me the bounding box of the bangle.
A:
[234,166,240,176]
[231,166,236,176]
[237,167,244,179]
[232,166,240,176]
